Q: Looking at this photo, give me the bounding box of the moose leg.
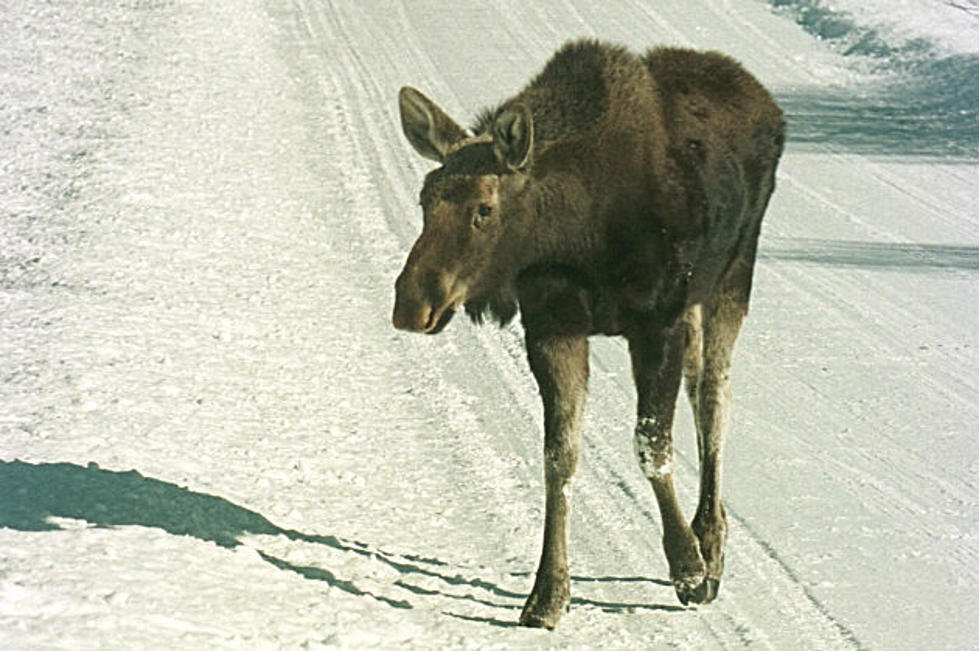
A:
[690,293,747,603]
[520,332,588,628]
[629,324,707,605]
[682,304,704,444]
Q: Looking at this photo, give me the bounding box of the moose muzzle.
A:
[392,263,461,335]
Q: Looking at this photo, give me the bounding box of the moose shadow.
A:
[0,459,677,625]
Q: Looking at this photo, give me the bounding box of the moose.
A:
[392,40,784,629]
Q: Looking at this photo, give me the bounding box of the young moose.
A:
[392,40,784,629]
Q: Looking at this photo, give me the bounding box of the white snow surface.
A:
[1,1,977,649]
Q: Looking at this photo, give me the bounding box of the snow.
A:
[775,0,979,58]
[635,417,673,479]
[1,0,977,649]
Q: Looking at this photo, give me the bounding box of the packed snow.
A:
[1,0,977,649]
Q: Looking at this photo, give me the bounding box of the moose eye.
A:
[473,204,493,227]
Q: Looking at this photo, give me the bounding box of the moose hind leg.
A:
[690,293,747,603]
[519,333,588,629]
[629,326,707,605]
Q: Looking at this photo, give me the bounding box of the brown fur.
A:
[393,39,784,629]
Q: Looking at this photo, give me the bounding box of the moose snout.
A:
[392,302,434,332]
[392,263,462,334]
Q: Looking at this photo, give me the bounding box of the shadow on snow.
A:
[774,54,978,160]
[759,238,979,272]
[768,0,978,160]
[0,459,678,624]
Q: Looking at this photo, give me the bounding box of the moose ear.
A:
[398,86,467,163]
[492,103,533,170]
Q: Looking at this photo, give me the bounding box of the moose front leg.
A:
[520,332,588,629]
[516,274,592,629]
[629,324,709,605]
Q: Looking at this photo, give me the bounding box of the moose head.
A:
[392,87,534,334]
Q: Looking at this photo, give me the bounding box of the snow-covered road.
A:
[2,1,977,649]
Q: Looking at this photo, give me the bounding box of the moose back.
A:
[392,39,784,629]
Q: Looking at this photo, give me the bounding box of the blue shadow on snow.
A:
[769,1,978,160]
[0,459,679,625]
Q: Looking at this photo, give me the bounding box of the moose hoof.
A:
[519,591,569,629]
[673,573,704,606]
[674,577,720,606]
[519,609,559,630]
[698,578,720,603]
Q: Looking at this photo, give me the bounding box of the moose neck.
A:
[516,170,602,275]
